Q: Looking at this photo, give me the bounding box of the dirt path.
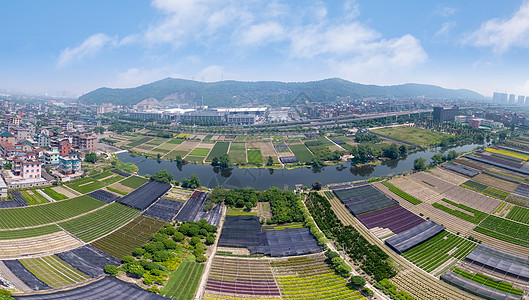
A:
[195,204,226,299]
[0,261,32,293]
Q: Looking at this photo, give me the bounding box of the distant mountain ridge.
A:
[78,78,485,107]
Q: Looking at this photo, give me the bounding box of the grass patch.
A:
[188,148,211,156]
[119,176,149,189]
[185,155,205,163]
[42,188,68,201]
[107,187,128,195]
[288,144,314,163]
[371,126,449,147]
[228,149,246,164]
[205,142,230,161]
[247,149,263,165]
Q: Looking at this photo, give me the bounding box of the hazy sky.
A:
[2,0,529,97]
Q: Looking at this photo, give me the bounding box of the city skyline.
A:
[2,1,529,97]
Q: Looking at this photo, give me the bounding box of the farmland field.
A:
[162,261,205,300]
[0,224,61,240]
[288,144,313,163]
[432,199,488,224]
[42,188,68,200]
[403,231,477,274]
[59,203,139,242]
[185,155,206,163]
[272,254,364,300]
[166,139,184,145]
[507,206,529,224]
[188,147,211,156]
[0,195,104,229]
[91,216,165,259]
[119,176,148,189]
[485,148,529,161]
[461,180,510,200]
[67,171,125,194]
[381,181,422,204]
[20,255,89,288]
[370,126,449,147]
[228,143,247,164]
[476,215,529,244]
[247,149,263,165]
[165,150,189,160]
[20,190,50,205]
[205,142,230,161]
[452,268,524,296]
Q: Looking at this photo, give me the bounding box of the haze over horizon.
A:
[2,1,529,97]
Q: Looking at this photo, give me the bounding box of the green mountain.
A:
[78,78,485,107]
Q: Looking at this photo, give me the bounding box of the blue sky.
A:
[2,1,529,98]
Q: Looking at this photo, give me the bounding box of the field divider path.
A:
[196,204,226,300]
[35,190,56,203]
[324,136,345,151]
[55,223,85,245]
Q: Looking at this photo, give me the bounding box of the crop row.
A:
[479,215,529,242]
[461,181,510,200]
[20,255,89,288]
[59,203,139,242]
[162,261,204,300]
[0,224,61,240]
[452,268,523,296]
[288,144,313,163]
[91,216,168,259]
[403,231,477,273]
[20,190,50,205]
[0,195,104,229]
[506,205,529,224]
[205,142,230,161]
[381,181,422,204]
[473,226,529,247]
[485,148,529,161]
[42,187,68,200]
[432,199,487,224]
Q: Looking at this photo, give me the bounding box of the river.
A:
[117,142,485,190]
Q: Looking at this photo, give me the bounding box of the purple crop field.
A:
[356,205,425,234]
[206,278,281,296]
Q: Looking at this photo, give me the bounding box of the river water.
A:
[118,142,485,190]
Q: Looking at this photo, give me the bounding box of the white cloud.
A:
[435,5,457,17]
[196,65,225,82]
[57,33,114,67]
[464,2,529,53]
[331,34,427,83]
[115,67,182,88]
[239,22,286,45]
[434,21,456,38]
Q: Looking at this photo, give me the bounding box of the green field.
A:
[371,126,449,147]
[152,148,170,153]
[107,187,128,195]
[67,171,125,194]
[461,180,510,200]
[188,147,211,156]
[165,150,189,160]
[91,216,165,259]
[166,139,184,145]
[20,190,50,205]
[59,203,139,242]
[476,215,529,245]
[162,261,205,300]
[507,206,529,224]
[145,138,169,146]
[205,142,230,161]
[185,155,206,163]
[381,181,422,204]
[119,176,149,189]
[403,231,477,273]
[432,199,488,224]
[247,149,263,165]
[228,144,246,164]
[20,255,89,288]
[0,224,61,240]
[127,137,153,147]
[452,268,523,296]
[288,144,314,163]
[42,188,68,200]
[0,195,104,229]
[474,226,529,247]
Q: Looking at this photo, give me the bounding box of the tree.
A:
[94,126,105,134]
[413,158,426,171]
[219,154,230,168]
[211,156,220,166]
[266,156,273,166]
[0,289,14,300]
[398,145,407,156]
[104,265,119,276]
[3,162,12,170]
[151,169,173,183]
[350,275,366,287]
[127,264,145,278]
[431,154,443,165]
[84,152,97,163]
[182,174,201,189]
[174,155,182,163]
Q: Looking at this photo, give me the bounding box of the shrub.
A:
[104,265,119,276]
[121,255,135,264]
[133,248,146,257]
[350,275,366,287]
[128,264,145,278]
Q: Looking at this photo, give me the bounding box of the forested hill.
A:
[78,78,485,107]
